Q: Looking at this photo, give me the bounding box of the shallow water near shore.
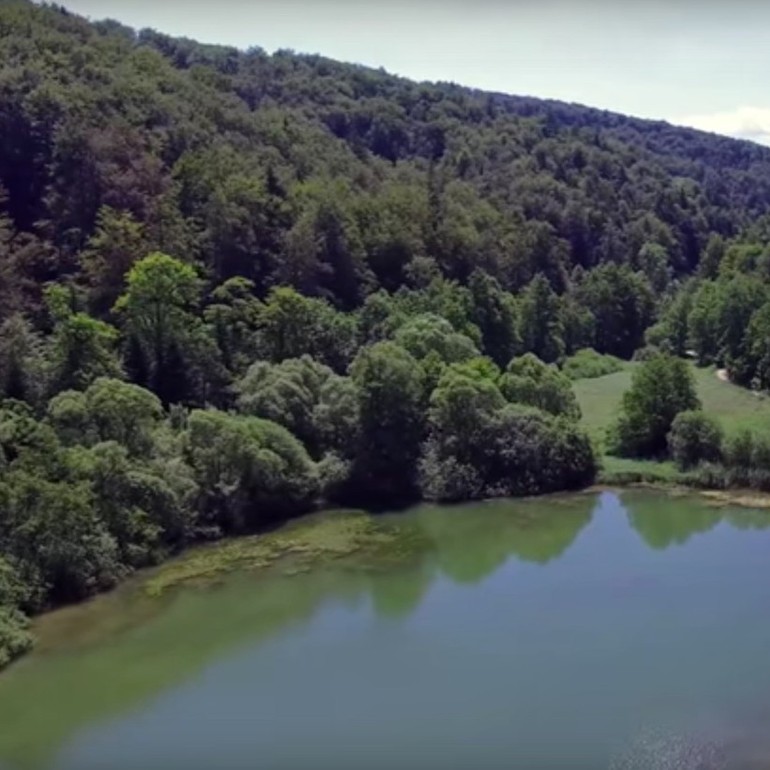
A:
[3,490,770,769]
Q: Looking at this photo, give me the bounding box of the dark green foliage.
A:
[612,353,700,458]
[347,342,425,506]
[576,264,655,358]
[0,470,121,605]
[256,287,357,373]
[667,410,723,470]
[519,275,564,364]
[421,398,596,502]
[467,269,520,367]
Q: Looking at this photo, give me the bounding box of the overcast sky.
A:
[58,0,770,146]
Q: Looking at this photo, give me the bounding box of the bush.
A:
[0,606,32,669]
[420,402,596,501]
[562,348,624,380]
[667,410,723,470]
[501,353,581,420]
[632,345,663,362]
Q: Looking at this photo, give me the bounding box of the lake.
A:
[2,490,770,769]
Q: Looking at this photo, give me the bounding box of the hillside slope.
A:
[3,0,770,319]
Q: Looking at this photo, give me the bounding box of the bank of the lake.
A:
[4,490,770,769]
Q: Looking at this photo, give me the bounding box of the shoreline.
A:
[6,479,770,673]
[592,479,770,509]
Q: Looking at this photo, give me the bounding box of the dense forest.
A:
[4,0,770,665]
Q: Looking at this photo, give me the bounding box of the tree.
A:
[667,410,723,470]
[346,342,425,505]
[500,353,581,419]
[687,281,721,365]
[236,355,358,459]
[577,263,655,358]
[48,310,123,393]
[47,378,163,456]
[76,441,195,567]
[646,281,695,357]
[467,269,520,367]
[0,471,121,605]
[611,352,700,458]
[113,253,210,404]
[419,366,506,501]
[746,301,770,390]
[716,274,768,385]
[203,277,262,374]
[0,315,48,405]
[256,286,357,373]
[80,206,147,315]
[184,409,319,532]
[393,313,479,365]
[519,274,564,363]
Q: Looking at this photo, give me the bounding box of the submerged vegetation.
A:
[5,0,770,667]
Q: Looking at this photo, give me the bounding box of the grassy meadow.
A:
[573,361,770,483]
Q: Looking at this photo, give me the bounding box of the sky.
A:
[58,0,770,146]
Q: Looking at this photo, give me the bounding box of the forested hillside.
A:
[5,0,770,665]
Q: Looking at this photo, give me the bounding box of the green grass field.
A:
[574,362,770,446]
[573,361,770,484]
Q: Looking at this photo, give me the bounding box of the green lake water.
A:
[3,490,770,769]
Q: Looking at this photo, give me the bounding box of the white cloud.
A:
[672,106,770,147]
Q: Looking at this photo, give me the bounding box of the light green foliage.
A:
[75,441,196,566]
[184,409,320,532]
[357,290,406,344]
[236,355,358,459]
[114,253,221,404]
[48,310,123,393]
[667,410,724,470]
[429,366,506,443]
[47,378,163,456]
[501,353,581,419]
[114,253,201,351]
[611,353,700,458]
[562,348,624,381]
[390,279,482,347]
[393,313,479,364]
[421,359,594,501]
[0,402,62,473]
